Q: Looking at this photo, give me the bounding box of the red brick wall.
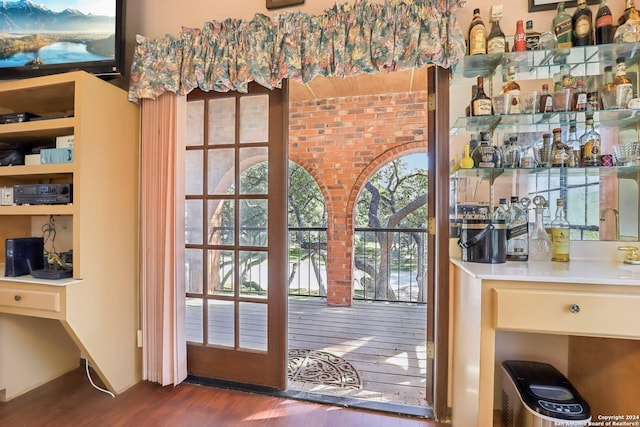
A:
[289,91,429,306]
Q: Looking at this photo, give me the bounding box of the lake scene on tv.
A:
[0,0,115,69]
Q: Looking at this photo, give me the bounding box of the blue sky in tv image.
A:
[21,0,115,17]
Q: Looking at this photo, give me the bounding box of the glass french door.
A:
[184,82,288,389]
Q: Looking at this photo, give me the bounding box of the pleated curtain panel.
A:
[133,0,465,388]
[128,0,466,101]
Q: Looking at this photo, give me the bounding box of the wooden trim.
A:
[431,65,451,422]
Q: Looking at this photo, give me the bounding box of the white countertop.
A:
[450,257,640,287]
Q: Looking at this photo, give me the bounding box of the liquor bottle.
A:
[468,8,487,55]
[600,65,614,109]
[553,2,573,48]
[572,0,594,46]
[579,112,602,166]
[525,20,540,50]
[572,79,588,111]
[540,132,552,167]
[614,8,640,42]
[471,76,493,116]
[618,0,638,26]
[613,57,633,109]
[538,84,553,113]
[514,20,526,51]
[553,71,574,112]
[487,6,506,54]
[551,198,570,262]
[471,131,498,168]
[494,198,509,221]
[529,199,553,261]
[501,66,521,114]
[595,0,614,44]
[505,196,529,261]
[565,120,580,166]
[551,127,572,167]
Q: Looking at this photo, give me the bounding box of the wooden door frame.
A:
[427,65,451,421]
[186,82,289,391]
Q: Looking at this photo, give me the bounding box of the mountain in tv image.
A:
[0,0,116,68]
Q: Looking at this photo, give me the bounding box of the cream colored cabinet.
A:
[0,71,140,401]
[450,261,640,426]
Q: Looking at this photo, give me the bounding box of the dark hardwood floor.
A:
[0,368,449,426]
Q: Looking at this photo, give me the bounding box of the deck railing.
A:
[288,227,428,303]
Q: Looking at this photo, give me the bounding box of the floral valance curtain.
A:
[128,0,466,102]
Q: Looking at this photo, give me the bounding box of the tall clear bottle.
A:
[551,198,571,262]
[613,57,633,109]
[505,196,529,261]
[566,120,580,166]
[529,196,553,261]
[553,2,573,48]
[579,112,602,166]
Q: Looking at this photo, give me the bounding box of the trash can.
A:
[501,360,591,427]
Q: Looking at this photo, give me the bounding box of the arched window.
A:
[353,153,428,302]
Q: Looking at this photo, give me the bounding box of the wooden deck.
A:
[186,298,428,408]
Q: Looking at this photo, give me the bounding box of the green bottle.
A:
[553,2,573,48]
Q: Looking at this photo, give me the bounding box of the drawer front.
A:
[493,288,640,339]
[0,287,61,314]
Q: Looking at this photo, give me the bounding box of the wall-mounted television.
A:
[0,0,125,80]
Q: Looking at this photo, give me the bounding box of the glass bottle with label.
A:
[565,120,580,166]
[572,79,588,111]
[505,196,529,261]
[579,112,602,166]
[514,20,526,51]
[553,72,574,112]
[471,131,498,168]
[600,65,615,109]
[468,8,487,55]
[471,76,493,116]
[487,12,506,54]
[553,2,573,48]
[551,198,570,262]
[529,196,553,261]
[572,0,594,46]
[538,84,553,113]
[613,57,633,109]
[525,20,540,50]
[551,127,572,167]
[501,66,521,114]
[595,0,614,44]
[493,198,509,221]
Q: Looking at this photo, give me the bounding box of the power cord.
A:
[84,358,115,398]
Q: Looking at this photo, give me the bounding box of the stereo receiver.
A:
[13,184,72,205]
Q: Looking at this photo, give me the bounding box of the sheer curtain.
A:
[140,93,188,386]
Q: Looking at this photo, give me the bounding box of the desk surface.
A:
[450,258,640,287]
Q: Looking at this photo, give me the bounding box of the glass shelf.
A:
[451,109,640,133]
[454,42,640,79]
[452,165,640,180]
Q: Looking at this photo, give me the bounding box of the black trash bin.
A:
[501,360,591,427]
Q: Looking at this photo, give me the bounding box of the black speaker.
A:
[5,237,44,277]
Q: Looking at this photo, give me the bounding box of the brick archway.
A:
[289,91,428,305]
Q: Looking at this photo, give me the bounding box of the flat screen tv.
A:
[0,0,125,80]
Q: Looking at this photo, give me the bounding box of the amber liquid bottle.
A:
[468,8,487,55]
[595,0,614,44]
[572,0,594,46]
[471,76,493,116]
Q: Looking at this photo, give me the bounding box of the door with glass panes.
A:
[184,83,288,389]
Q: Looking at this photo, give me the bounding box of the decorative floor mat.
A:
[288,349,362,389]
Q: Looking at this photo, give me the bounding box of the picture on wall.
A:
[266,0,305,10]
[528,0,598,13]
